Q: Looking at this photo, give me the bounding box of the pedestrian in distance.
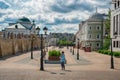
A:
[60,51,66,70]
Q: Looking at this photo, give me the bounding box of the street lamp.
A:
[67,41,69,49]
[105,32,117,69]
[72,42,75,55]
[70,46,72,52]
[46,35,48,52]
[36,26,48,71]
[72,46,74,55]
[31,35,34,59]
[77,38,79,60]
[30,34,36,59]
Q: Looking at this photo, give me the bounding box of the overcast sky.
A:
[0,0,110,34]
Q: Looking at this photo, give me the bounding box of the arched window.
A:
[15,25,18,29]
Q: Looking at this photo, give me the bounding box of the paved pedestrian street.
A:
[0,47,120,80]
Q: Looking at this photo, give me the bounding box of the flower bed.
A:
[48,50,61,61]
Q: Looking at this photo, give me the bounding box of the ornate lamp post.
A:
[36,26,48,71]
[105,32,117,69]
[72,46,74,55]
[77,38,79,60]
[31,35,35,59]
[31,35,34,59]
[72,42,75,55]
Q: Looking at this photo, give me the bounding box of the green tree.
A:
[105,9,111,38]
[58,40,74,46]
[103,9,111,50]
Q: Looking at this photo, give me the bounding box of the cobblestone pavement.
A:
[0,46,120,80]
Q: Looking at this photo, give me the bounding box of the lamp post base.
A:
[31,52,33,59]
[77,53,79,60]
[111,57,114,69]
[72,50,74,55]
[40,68,44,71]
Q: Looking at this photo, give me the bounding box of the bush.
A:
[48,50,61,57]
[97,49,120,57]
[103,38,110,50]
[113,52,120,57]
[98,50,102,53]
[100,50,104,54]
[107,51,111,55]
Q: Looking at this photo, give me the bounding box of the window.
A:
[97,34,100,39]
[119,41,120,48]
[116,15,118,34]
[113,16,115,35]
[115,3,116,9]
[96,43,100,47]
[117,41,119,48]
[113,41,115,47]
[15,25,18,29]
[89,35,91,38]
[90,26,91,30]
[119,14,120,35]
[97,26,100,30]
[118,1,120,7]
[90,43,92,46]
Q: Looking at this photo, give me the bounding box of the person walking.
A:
[60,51,66,70]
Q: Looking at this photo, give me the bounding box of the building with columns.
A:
[76,13,108,51]
[3,17,36,39]
[111,0,120,51]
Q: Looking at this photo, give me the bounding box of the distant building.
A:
[111,0,120,51]
[48,38,59,46]
[76,13,108,51]
[3,17,36,39]
[47,33,74,46]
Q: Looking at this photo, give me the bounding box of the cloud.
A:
[50,0,94,13]
[0,0,110,33]
[0,1,9,9]
[46,17,81,25]
[48,24,78,34]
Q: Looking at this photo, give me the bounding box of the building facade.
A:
[77,13,108,51]
[111,0,120,51]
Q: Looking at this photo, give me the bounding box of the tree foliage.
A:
[105,9,111,38]
[58,40,74,46]
[103,9,111,50]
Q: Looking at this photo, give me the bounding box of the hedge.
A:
[97,50,120,57]
[48,50,61,57]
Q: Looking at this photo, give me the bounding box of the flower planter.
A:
[48,56,60,61]
[85,47,91,52]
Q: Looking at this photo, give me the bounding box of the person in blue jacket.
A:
[60,51,66,70]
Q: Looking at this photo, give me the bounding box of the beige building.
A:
[76,13,108,51]
[111,0,120,51]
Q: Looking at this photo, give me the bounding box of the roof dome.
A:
[17,17,31,23]
[91,13,104,19]
[87,13,107,21]
[17,17,34,30]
